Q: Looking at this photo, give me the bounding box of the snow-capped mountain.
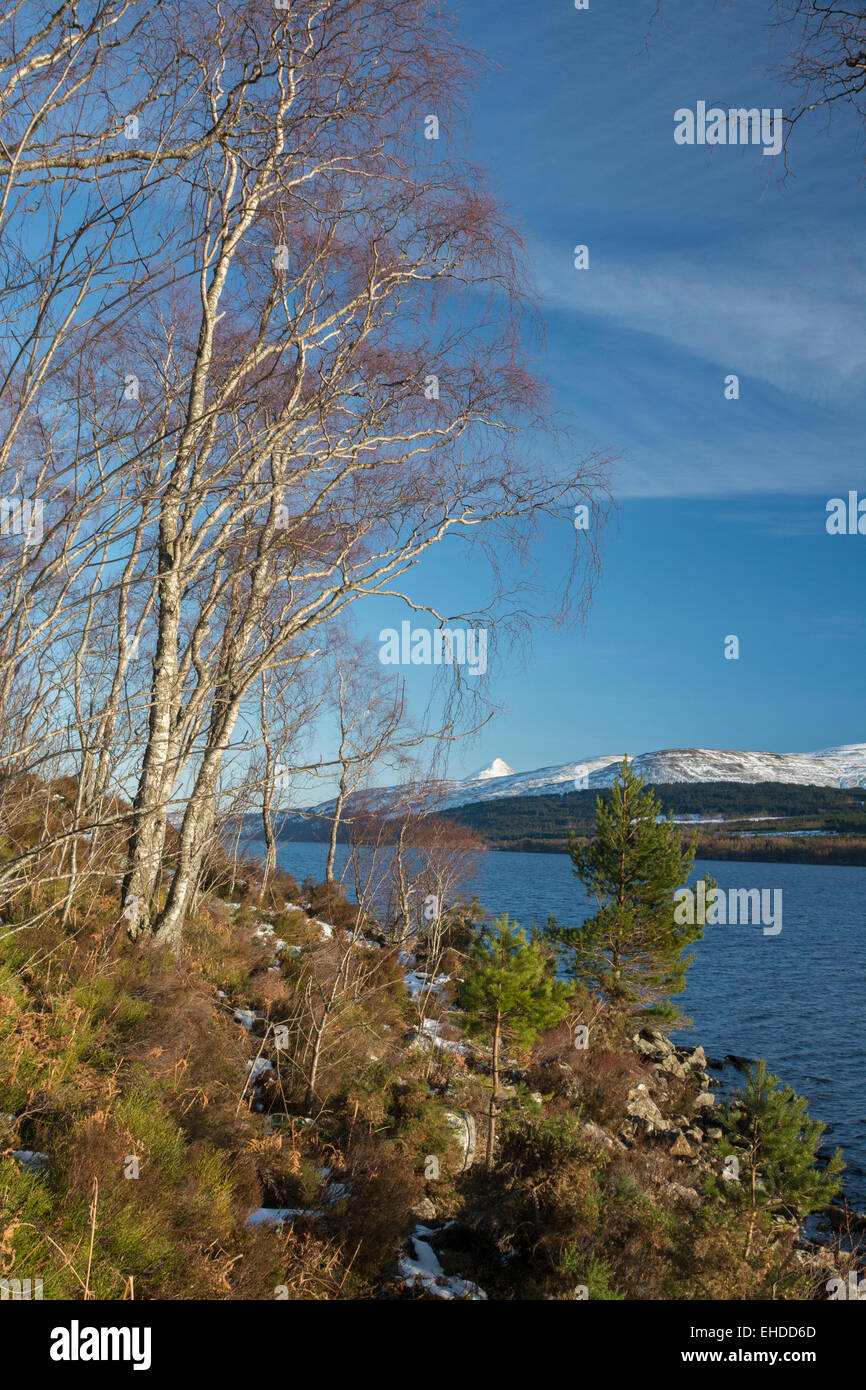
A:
[300,743,866,818]
[430,744,866,809]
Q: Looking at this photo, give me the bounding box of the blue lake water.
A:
[250,839,866,1207]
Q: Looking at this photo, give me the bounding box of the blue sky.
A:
[308,0,866,793]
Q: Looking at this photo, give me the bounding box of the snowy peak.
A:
[473,757,515,781]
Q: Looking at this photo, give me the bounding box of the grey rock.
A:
[725,1053,753,1072]
[664,1181,701,1210]
[626,1087,667,1135]
[445,1110,477,1171]
[659,1055,691,1080]
[639,1026,673,1050]
[632,1027,675,1062]
[582,1120,614,1149]
[676,1045,707,1072]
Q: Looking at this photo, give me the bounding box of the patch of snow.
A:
[326,1181,351,1205]
[415,1017,467,1056]
[404,967,451,1001]
[398,1226,486,1300]
[246,1208,316,1228]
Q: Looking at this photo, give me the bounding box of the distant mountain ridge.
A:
[298,743,866,818]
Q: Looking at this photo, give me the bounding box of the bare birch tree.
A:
[0,1,610,953]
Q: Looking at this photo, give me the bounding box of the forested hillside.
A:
[439,783,866,861]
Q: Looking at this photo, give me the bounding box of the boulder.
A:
[677,1045,707,1072]
[411,1197,437,1222]
[824,1203,866,1234]
[541,1058,582,1103]
[582,1120,615,1150]
[693,1091,715,1110]
[664,1181,701,1210]
[626,1086,667,1136]
[670,1132,695,1158]
[632,1027,675,1062]
[444,1110,477,1172]
[725,1054,753,1072]
[639,1026,673,1049]
[659,1054,691,1081]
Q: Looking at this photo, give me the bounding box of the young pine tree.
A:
[460,915,570,1169]
[713,1059,844,1259]
[555,759,703,1023]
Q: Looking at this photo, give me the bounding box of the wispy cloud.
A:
[533,238,866,403]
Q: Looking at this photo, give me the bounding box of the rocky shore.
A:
[220,891,864,1299]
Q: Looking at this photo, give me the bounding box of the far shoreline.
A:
[470,840,866,867]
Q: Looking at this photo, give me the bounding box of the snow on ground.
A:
[225,904,488,1300]
[415,1017,467,1056]
[246,1208,317,1228]
[397,1226,486,1300]
[403,965,452,1001]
